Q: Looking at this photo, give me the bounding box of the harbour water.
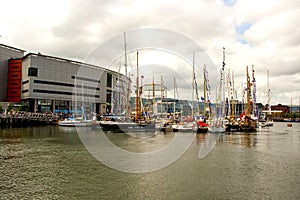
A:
[1,123,299,199]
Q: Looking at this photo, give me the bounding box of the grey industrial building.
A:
[0,43,130,114]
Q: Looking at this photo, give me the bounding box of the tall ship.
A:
[239,66,257,132]
[99,47,155,133]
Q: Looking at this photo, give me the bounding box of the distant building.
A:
[271,104,289,114]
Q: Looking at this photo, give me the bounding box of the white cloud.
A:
[0,0,299,105]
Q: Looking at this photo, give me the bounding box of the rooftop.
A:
[0,43,26,53]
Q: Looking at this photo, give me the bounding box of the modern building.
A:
[1,43,130,114]
[0,44,25,102]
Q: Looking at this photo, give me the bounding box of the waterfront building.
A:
[0,43,130,114]
[0,44,25,102]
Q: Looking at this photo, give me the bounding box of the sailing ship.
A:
[194,64,209,133]
[99,50,155,132]
[239,66,257,132]
[260,69,274,127]
[224,69,242,132]
[208,48,226,133]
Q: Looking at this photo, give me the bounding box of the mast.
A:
[246,66,251,117]
[174,77,176,116]
[193,55,200,116]
[124,32,128,77]
[221,47,226,118]
[203,65,207,117]
[135,51,139,122]
[123,32,129,116]
[267,69,271,114]
[299,96,300,121]
[252,65,257,117]
[216,47,226,118]
[160,75,163,116]
[152,76,155,113]
[232,70,236,118]
[192,52,195,118]
[226,68,231,117]
[116,65,121,114]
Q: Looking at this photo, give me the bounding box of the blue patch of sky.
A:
[223,0,236,7]
[235,22,252,34]
[238,38,249,45]
[235,22,253,45]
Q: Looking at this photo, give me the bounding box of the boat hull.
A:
[196,126,208,133]
[225,124,241,132]
[58,119,93,127]
[100,122,156,132]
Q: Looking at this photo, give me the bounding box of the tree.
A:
[7,103,13,113]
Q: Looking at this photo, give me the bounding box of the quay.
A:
[0,112,60,128]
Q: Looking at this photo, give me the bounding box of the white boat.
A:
[58,117,93,127]
[172,122,195,132]
[208,118,226,133]
[265,119,274,126]
[58,106,95,127]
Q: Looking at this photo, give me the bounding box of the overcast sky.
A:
[0,0,299,106]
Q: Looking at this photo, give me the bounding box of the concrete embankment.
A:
[0,112,60,128]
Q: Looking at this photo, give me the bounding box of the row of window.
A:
[71,75,101,83]
[27,67,105,86]
[22,79,100,90]
[32,89,100,98]
[33,80,100,90]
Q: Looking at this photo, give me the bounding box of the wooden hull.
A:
[225,124,241,132]
[196,126,208,133]
[240,124,256,132]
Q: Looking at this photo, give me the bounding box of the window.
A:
[22,80,29,85]
[107,73,112,87]
[33,80,100,90]
[28,67,38,77]
[32,89,100,98]
[106,90,112,103]
[71,75,100,83]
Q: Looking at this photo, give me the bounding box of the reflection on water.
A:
[1,123,300,199]
[105,130,175,153]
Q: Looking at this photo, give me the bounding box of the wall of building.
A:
[0,44,24,101]
[7,59,22,102]
[20,53,130,113]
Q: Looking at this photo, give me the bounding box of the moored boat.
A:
[171,121,195,132]
[99,114,155,132]
[196,120,209,133]
[58,117,93,127]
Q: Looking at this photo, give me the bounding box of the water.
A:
[1,123,299,199]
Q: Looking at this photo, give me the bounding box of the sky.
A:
[0,0,299,106]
